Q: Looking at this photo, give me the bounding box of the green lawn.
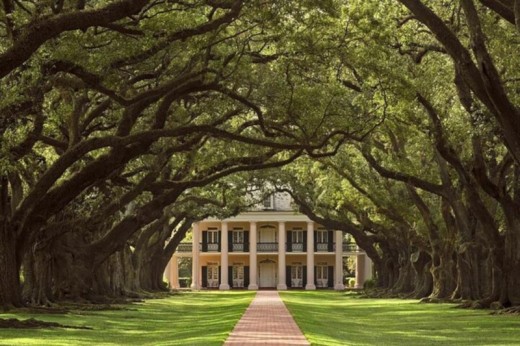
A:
[280,291,520,346]
[4,291,520,346]
[0,291,254,346]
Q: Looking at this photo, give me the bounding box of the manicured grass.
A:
[280,291,520,346]
[0,291,255,346]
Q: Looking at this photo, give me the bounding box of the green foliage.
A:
[363,278,376,289]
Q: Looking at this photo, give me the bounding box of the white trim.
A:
[203,211,312,223]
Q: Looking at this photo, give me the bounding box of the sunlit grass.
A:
[280,291,520,346]
[0,291,255,346]
[4,290,518,346]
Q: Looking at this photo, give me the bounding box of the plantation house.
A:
[165,192,372,290]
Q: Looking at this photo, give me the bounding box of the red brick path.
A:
[224,291,310,345]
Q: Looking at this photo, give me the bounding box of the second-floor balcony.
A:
[289,243,304,252]
[257,242,278,252]
[207,243,219,251]
[175,242,362,254]
[342,243,358,252]
[177,242,193,252]
[232,243,245,252]
[316,242,331,252]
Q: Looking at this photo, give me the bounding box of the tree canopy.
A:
[0,0,519,312]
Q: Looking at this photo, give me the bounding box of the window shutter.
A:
[328,266,334,288]
[202,266,208,288]
[303,266,307,287]
[218,231,222,252]
[314,266,318,286]
[228,266,233,288]
[202,231,208,252]
[244,231,249,252]
[303,231,307,252]
[228,231,233,252]
[286,266,291,288]
[286,231,292,252]
[244,266,250,288]
[218,266,221,285]
[314,231,318,252]
[328,230,334,252]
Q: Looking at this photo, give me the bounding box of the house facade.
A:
[165,192,372,290]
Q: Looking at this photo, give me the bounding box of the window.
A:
[316,229,328,243]
[292,230,304,243]
[232,266,244,280]
[291,264,303,288]
[233,265,244,288]
[316,265,328,280]
[208,266,219,280]
[291,265,303,279]
[232,230,244,243]
[262,195,274,209]
[208,230,219,244]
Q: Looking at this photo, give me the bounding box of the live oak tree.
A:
[335,0,519,308]
[261,0,520,308]
[0,1,362,308]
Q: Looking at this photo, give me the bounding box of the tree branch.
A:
[0,0,151,78]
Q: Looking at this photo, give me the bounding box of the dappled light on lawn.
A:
[280,291,520,346]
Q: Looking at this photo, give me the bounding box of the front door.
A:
[259,261,276,287]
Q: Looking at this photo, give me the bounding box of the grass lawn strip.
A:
[280,291,520,346]
[0,291,255,346]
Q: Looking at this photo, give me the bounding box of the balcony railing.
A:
[177,242,192,252]
[176,241,362,253]
[288,243,304,252]
[257,242,278,252]
[316,243,329,252]
[232,243,245,252]
[342,243,358,252]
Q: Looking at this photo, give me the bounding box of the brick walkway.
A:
[224,291,310,345]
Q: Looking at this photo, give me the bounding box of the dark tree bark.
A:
[0,176,22,309]
[0,221,21,309]
[410,250,433,298]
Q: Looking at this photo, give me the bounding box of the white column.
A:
[355,248,366,289]
[190,222,200,290]
[365,255,373,281]
[220,221,230,290]
[277,221,287,290]
[164,261,171,287]
[248,222,258,289]
[334,231,345,290]
[170,255,180,289]
[306,221,316,290]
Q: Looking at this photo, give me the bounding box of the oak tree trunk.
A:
[0,221,22,309]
